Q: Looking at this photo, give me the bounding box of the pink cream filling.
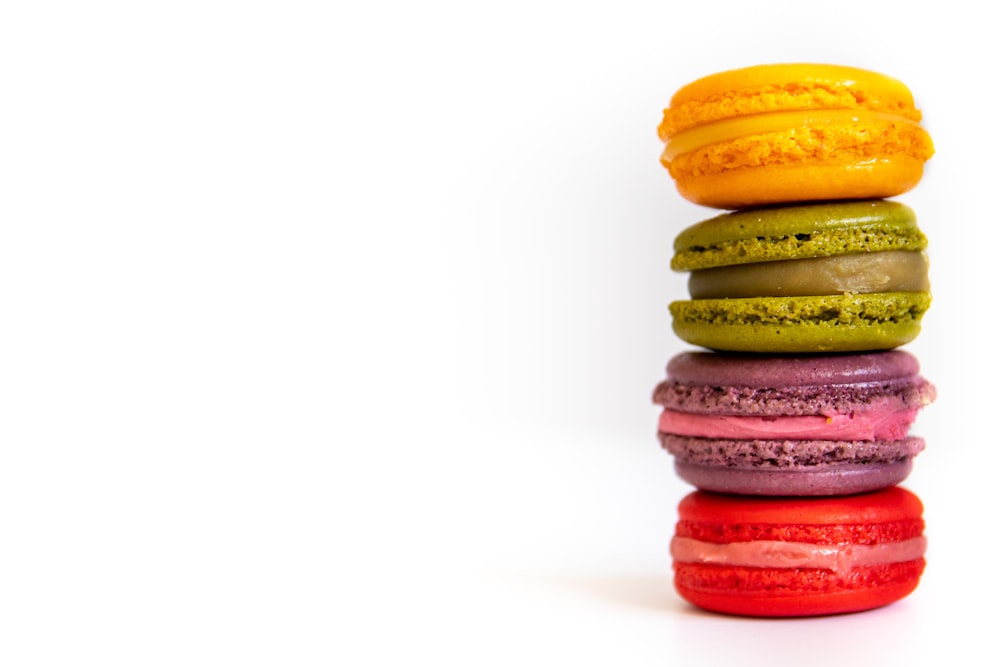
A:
[670,536,927,573]
[658,407,919,441]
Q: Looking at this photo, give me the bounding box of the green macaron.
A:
[669,200,931,353]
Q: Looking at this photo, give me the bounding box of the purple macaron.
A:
[652,351,936,496]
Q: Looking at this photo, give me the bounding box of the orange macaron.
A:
[657,64,935,209]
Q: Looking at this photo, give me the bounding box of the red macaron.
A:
[671,486,926,617]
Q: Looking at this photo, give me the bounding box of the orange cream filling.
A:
[670,535,927,573]
[662,109,925,162]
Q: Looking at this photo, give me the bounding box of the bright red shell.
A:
[672,487,926,617]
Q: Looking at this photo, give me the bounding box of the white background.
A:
[0,1,991,665]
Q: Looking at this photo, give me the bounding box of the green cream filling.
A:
[688,251,930,298]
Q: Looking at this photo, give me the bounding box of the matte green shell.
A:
[672,200,927,272]
[669,292,931,353]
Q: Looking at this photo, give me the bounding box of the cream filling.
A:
[658,404,918,441]
[662,108,923,161]
[688,251,930,299]
[671,535,926,573]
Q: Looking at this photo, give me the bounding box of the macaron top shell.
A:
[665,349,920,387]
[654,350,936,416]
[659,64,923,140]
[676,485,923,532]
[672,200,926,272]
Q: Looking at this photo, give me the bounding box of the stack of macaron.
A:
[652,64,936,617]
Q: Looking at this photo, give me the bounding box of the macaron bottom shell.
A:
[674,561,924,617]
[674,459,914,497]
[670,292,930,353]
[670,144,926,210]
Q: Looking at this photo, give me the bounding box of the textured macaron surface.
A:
[674,486,925,539]
[658,64,924,140]
[654,351,934,495]
[669,292,930,353]
[671,488,926,615]
[668,200,932,352]
[671,200,925,272]
[664,349,920,387]
[653,350,935,416]
[656,64,934,209]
